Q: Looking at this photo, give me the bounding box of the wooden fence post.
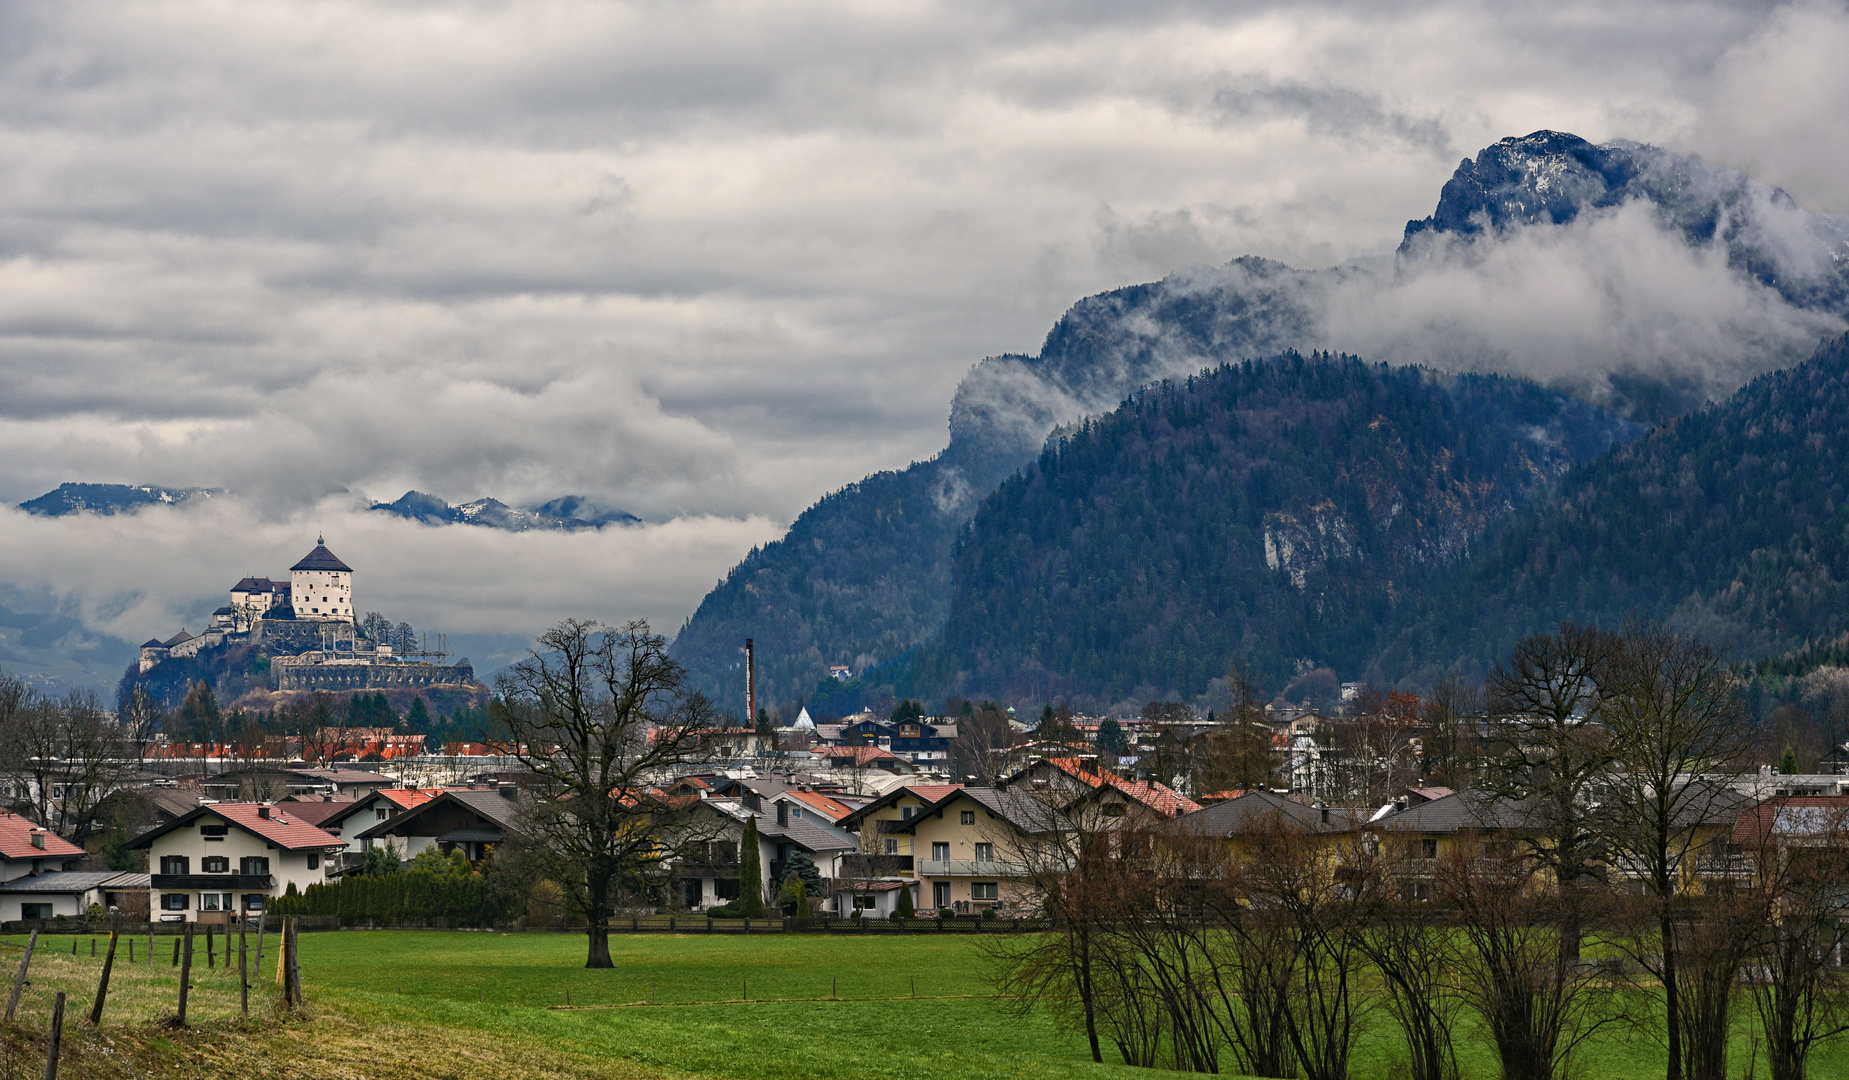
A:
[128,939,133,964]
[254,913,267,977]
[205,923,215,970]
[170,938,180,967]
[5,929,36,1021]
[284,917,302,1009]
[87,932,118,1025]
[43,990,65,1080]
[238,920,249,1019]
[176,923,194,1026]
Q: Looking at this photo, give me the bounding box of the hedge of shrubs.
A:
[270,848,498,927]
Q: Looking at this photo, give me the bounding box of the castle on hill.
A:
[137,538,472,692]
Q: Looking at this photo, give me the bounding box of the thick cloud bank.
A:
[0,500,780,685]
[2,0,1848,675]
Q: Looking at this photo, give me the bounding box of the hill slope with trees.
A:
[902,353,1634,705]
[1381,332,1849,677]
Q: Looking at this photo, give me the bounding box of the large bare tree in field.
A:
[1486,622,1618,962]
[494,619,718,968]
[1596,623,1751,1080]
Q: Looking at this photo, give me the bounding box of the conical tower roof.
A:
[290,535,352,572]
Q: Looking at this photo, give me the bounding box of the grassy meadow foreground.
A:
[2,929,1848,1080]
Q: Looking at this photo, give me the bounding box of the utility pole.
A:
[745,638,756,732]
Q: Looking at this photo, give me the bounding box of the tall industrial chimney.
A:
[745,638,756,730]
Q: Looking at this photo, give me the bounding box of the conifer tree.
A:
[895,880,915,919]
[738,814,766,918]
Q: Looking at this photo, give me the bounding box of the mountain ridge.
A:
[672,129,1849,714]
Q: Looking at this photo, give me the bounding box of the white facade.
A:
[144,814,336,921]
[292,566,353,621]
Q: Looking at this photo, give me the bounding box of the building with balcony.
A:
[129,802,345,921]
[891,786,1056,914]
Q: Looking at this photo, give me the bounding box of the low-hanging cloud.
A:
[2,0,1849,659]
[0,499,782,652]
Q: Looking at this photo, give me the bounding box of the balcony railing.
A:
[150,873,277,890]
[918,859,1028,878]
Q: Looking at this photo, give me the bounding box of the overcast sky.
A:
[1,0,1846,647]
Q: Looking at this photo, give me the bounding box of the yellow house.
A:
[894,787,1053,914]
[836,783,965,867]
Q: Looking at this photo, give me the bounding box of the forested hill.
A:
[1379,332,1849,677]
[669,257,1338,715]
[903,354,1635,705]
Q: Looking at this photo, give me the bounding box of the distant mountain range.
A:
[672,130,1849,715]
[367,491,640,531]
[15,482,638,533]
[18,483,219,516]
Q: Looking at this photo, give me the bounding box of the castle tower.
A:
[290,535,355,622]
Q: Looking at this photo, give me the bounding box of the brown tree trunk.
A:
[585,914,613,968]
[1662,911,1682,1080]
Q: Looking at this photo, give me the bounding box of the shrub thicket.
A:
[272,849,497,926]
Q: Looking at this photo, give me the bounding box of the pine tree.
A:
[405,695,432,732]
[895,880,915,919]
[738,814,766,918]
[1781,743,1799,775]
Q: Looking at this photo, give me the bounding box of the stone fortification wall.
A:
[275,660,475,692]
[258,618,351,656]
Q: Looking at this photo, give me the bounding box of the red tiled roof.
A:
[377,789,437,811]
[1037,758,1202,816]
[205,803,346,851]
[783,790,857,820]
[0,813,85,861]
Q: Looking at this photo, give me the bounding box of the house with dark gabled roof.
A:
[313,788,436,861]
[352,785,530,865]
[128,802,345,922]
[890,786,1061,915]
[672,797,859,913]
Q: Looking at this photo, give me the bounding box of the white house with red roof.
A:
[0,812,86,885]
[313,788,438,858]
[129,802,345,921]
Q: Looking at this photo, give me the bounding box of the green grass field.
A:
[2,929,1848,1080]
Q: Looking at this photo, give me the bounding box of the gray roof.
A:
[1174,790,1367,837]
[290,542,353,572]
[0,871,149,893]
[1368,791,1539,834]
[895,786,1064,834]
[437,828,501,844]
[355,787,530,841]
[757,813,857,854]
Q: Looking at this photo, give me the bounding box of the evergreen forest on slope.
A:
[900,353,1636,705]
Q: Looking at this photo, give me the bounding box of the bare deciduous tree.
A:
[1440,835,1624,1080]
[494,618,717,968]
[1487,622,1618,962]
[1597,623,1751,1080]
[0,674,140,839]
[1742,801,1849,1080]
